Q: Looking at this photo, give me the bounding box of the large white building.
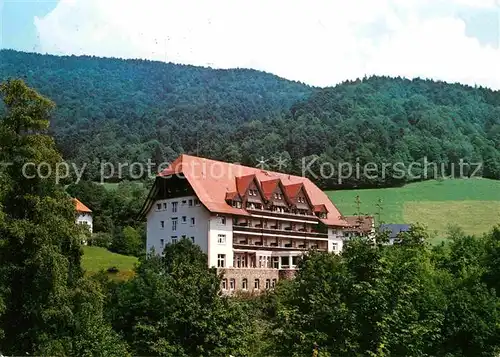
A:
[140,154,349,292]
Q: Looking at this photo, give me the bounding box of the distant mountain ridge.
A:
[284,76,500,187]
[2,50,500,188]
[0,49,314,167]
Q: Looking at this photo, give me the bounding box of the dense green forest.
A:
[2,80,500,356]
[2,50,500,188]
[0,49,313,177]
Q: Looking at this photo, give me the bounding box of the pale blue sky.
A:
[1,0,57,51]
[1,0,500,88]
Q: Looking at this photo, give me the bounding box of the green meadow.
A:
[327,178,500,240]
[82,246,138,281]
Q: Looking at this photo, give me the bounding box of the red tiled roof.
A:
[283,182,303,199]
[73,198,92,213]
[313,204,328,213]
[260,178,280,200]
[225,191,239,200]
[236,174,256,196]
[344,215,374,233]
[159,154,348,227]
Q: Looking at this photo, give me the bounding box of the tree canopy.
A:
[0,79,128,356]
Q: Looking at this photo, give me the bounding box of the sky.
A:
[2,0,500,89]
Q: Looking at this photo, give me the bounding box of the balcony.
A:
[245,207,320,223]
[233,238,327,251]
[233,224,328,239]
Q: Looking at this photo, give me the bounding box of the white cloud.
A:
[34,0,500,88]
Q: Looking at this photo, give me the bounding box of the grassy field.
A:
[81,246,138,280]
[327,178,500,240]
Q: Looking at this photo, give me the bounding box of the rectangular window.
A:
[229,278,235,290]
[254,279,260,290]
[265,279,270,289]
[172,218,178,231]
[163,202,167,209]
[217,234,226,244]
[191,236,195,243]
[217,254,226,268]
[189,199,193,206]
[194,198,200,206]
[292,256,299,266]
[157,203,161,210]
[182,216,187,223]
[160,221,164,229]
[220,216,226,225]
[160,239,164,249]
[222,279,227,290]
[332,242,338,252]
[242,278,248,290]
[171,236,178,244]
[272,257,279,269]
[190,217,195,226]
[172,202,178,212]
[271,279,276,288]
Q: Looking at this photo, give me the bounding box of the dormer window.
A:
[233,201,242,208]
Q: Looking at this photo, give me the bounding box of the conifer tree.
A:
[0,79,128,356]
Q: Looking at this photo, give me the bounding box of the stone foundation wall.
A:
[218,268,295,293]
[279,269,297,280]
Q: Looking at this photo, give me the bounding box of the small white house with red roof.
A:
[73,198,93,235]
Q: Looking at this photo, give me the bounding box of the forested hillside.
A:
[3,50,500,188]
[0,49,313,171]
[287,77,500,187]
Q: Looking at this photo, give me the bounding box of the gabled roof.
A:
[344,215,374,233]
[283,182,303,199]
[156,154,348,226]
[259,178,280,200]
[236,174,256,196]
[73,198,92,213]
[284,182,315,209]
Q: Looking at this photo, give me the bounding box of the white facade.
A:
[146,195,210,255]
[207,215,234,268]
[328,228,344,253]
[146,194,345,268]
[76,212,93,234]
